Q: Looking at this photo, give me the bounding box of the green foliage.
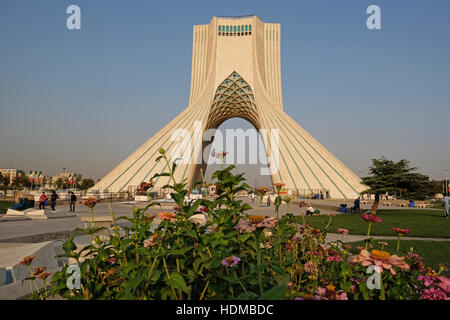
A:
[362,157,434,200]
[79,179,95,190]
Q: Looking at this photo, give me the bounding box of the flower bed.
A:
[20,149,450,300]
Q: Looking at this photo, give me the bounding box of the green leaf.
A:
[166,273,189,294]
[264,284,288,300]
[359,281,369,300]
[340,281,352,292]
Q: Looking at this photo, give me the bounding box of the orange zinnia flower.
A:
[81,197,97,208]
[144,233,158,248]
[36,272,52,280]
[33,266,47,275]
[18,255,37,266]
[255,187,269,194]
[157,211,177,222]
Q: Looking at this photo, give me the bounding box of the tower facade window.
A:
[217,24,252,36]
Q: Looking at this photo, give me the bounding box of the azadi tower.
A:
[93,15,364,199]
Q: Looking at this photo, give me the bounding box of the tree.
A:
[79,178,95,190]
[1,173,10,186]
[15,174,30,188]
[362,157,431,214]
[55,178,64,190]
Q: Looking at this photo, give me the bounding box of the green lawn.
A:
[429,200,446,209]
[296,209,450,238]
[0,201,14,214]
[347,239,450,277]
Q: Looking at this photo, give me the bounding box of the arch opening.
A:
[201,118,273,189]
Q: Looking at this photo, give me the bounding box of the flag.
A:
[28,171,33,183]
[73,173,77,186]
[34,171,38,183]
[68,173,72,184]
[38,171,43,184]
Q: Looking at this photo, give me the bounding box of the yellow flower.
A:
[370,250,391,261]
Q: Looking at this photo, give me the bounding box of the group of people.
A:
[38,191,58,211]
[38,191,78,212]
[249,193,273,206]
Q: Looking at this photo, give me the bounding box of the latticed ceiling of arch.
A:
[206,71,260,129]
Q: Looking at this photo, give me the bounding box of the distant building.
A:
[0,168,25,184]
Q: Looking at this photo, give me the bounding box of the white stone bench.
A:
[81,216,113,236]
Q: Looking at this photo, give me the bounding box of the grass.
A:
[429,200,445,209]
[347,239,450,277]
[295,209,450,238]
[0,200,14,214]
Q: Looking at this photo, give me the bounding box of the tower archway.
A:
[206,71,261,130]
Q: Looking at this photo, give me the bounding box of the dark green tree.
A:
[362,157,431,214]
[15,174,30,188]
[55,178,64,189]
[0,173,10,186]
[79,178,95,190]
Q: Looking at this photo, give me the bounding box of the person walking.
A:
[50,190,58,211]
[251,192,255,203]
[267,194,271,207]
[443,195,450,219]
[354,197,361,213]
[70,191,77,212]
[39,192,47,210]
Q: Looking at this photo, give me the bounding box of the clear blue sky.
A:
[1,0,449,182]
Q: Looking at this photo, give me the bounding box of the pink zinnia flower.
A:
[234,216,277,233]
[351,249,410,275]
[221,256,240,268]
[360,213,382,223]
[337,228,349,235]
[392,227,409,234]
[327,256,343,262]
[212,151,228,157]
[304,261,315,273]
